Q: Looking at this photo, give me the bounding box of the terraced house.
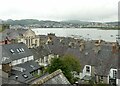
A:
[37,35,119,85]
[0,43,41,84]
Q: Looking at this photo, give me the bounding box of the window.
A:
[22,74,28,78]
[113,70,117,79]
[100,76,103,82]
[21,48,24,52]
[86,66,90,73]
[19,48,22,52]
[10,49,15,54]
[17,49,20,53]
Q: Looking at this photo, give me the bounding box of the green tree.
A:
[47,54,81,84]
[62,54,81,73]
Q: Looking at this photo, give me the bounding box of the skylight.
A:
[10,49,15,54]
[21,48,25,52]
[16,48,25,53]
[22,74,28,78]
[19,48,22,52]
[17,49,20,53]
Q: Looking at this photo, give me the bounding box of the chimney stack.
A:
[79,42,85,52]
[94,40,101,54]
[112,43,117,53]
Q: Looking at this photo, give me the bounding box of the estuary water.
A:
[32,28,119,42]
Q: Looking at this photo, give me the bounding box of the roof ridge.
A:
[33,69,62,84]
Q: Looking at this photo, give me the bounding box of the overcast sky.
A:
[0,0,119,22]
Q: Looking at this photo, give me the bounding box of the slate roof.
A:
[0,76,24,85]
[9,60,41,82]
[30,45,51,60]
[1,43,33,64]
[41,38,118,77]
[30,69,70,84]
[0,43,41,83]
[0,29,27,41]
[30,35,119,77]
[64,41,119,76]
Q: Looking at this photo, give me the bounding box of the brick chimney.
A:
[79,42,85,52]
[112,43,117,53]
[5,39,8,44]
[94,40,101,54]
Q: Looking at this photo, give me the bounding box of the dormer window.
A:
[10,49,15,54]
[86,66,90,73]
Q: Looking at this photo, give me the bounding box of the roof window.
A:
[17,49,20,53]
[19,48,22,52]
[10,49,15,54]
[21,48,25,52]
[22,74,28,78]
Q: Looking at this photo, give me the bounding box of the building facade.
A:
[0,43,41,83]
[18,29,40,48]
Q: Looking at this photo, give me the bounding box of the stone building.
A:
[18,29,40,48]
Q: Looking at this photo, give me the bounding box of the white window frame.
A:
[86,66,90,73]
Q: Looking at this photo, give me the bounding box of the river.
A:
[32,28,119,42]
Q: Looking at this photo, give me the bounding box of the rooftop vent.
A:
[15,76,18,80]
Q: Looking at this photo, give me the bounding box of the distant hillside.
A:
[61,20,91,25]
[1,19,118,29]
[4,19,40,26]
[106,22,118,26]
[2,19,92,26]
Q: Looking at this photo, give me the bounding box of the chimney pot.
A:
[112,43,117,53]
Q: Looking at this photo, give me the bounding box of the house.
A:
[30,69,70,85]
[0,26,29,45]
[0,43,41,83]
[18,29,40,48]
[108,68,117,85]
[30,45,59,67]
[63,39,119,85]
